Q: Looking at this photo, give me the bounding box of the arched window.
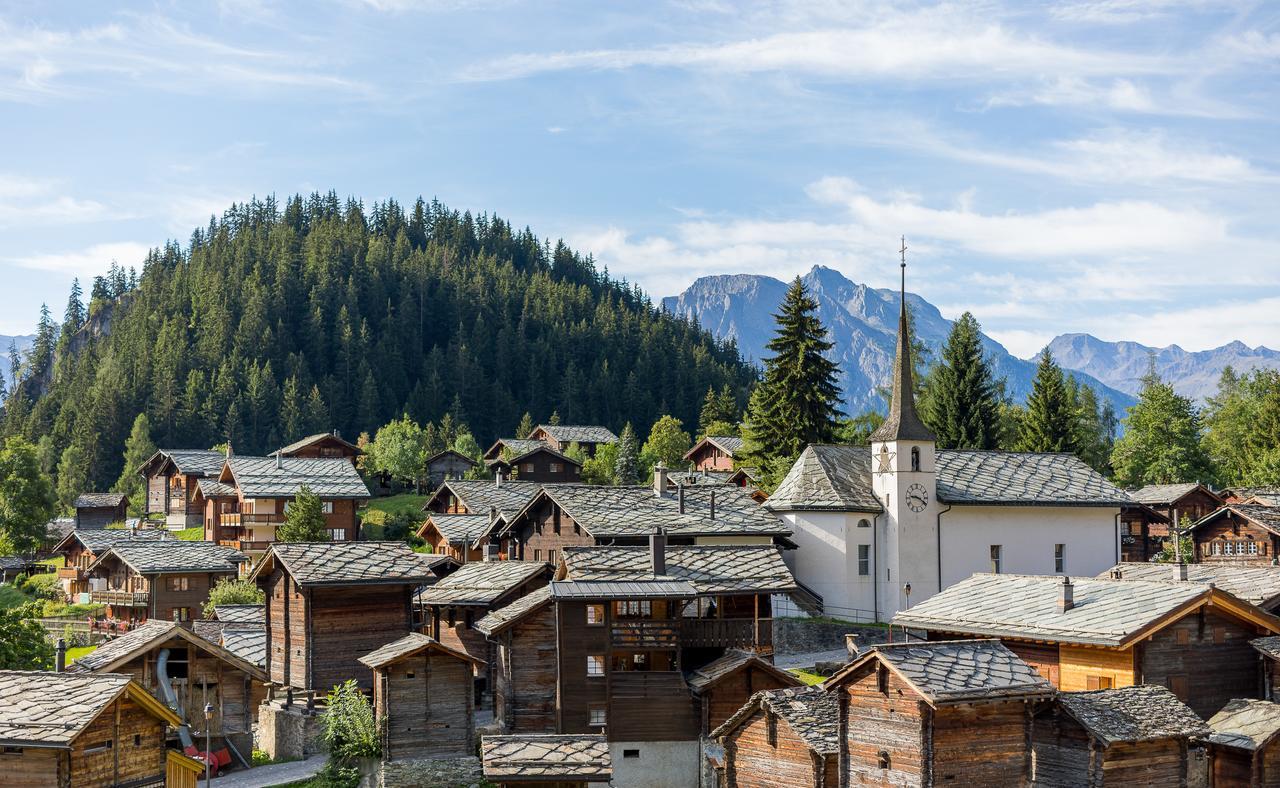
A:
[878,750,891,769]
[910,446,920,472]
[857,518,871,528]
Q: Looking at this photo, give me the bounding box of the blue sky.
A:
[1,0,1277,357]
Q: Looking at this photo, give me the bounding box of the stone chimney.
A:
[1108,567,1122,579]
[677,484,685,514]
[276,452,283,470]
[709,489,716,520]
[650,528,666,576]
[653,463,668,498]
[1057,576,1074,613]
[1176,562,1189,581]
[55,638,66,673]
[495,469,504,488]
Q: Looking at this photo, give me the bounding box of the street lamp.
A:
[203,703,214,788]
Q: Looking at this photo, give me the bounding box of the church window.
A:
[910,447,920,472]
[857,518,871,528]
[858,545,870,576]
[989,545,1002,574]
[1054,544,1065,573]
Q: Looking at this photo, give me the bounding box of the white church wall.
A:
[776,510,880,622]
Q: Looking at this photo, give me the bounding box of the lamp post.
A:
[203,703,214,788]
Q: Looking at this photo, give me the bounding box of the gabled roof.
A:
[421,514,493,547]
[195,478,238,499]
[424,449,478,468]
[825,639,1053,705]
[475,586,553,636]
[212,604,264,624]
[549,579,698,600]
[249,541,451,586]
[561,544,797,595]
[687,649,802,695]
[67,619,267,680]
[73,492,127,509]
[273,432,361,457]
[415,560,550,607]
[1209,698,1280,751]
[504,444,582,469]
[1130,482,1222,507]
[139,448,227,477]
[358,632,484,670]
[222,456,370,499]
[892,574,1280,648]
[88,541,246,575]
[0,671,181,748]
[0,555,38,572]
[684,435,745,461]
[767,445,882,512]
[483,439,548,461]
[1191,504,1280,536]
[669,470,736,487]
[711,687,839,755]
[482,734,612,783]
[220,626,266,669]
[1059,686,1209,745]
[530,425,618,445]
[423,479,543,519]
[1102,563,1280,609]
[52,527,172,556]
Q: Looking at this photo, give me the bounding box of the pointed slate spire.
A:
[871,237,936,443]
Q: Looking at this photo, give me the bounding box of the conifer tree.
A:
[61,279,85,340]
[1111,369,1212,487]
[55,443,90,510]
[114,413,156,515]
[614,422,639,484]
[28,304,56,383]
[925,312,1001,450]
[698,385,740,437]
[516,412,534,438]
[277,486,328,542]
[1018,350,1076,453]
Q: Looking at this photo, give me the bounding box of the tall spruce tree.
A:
[1019,350,1075,453]
[614,422,639,484]
[114,413,156,516]
[924,312,1001,449]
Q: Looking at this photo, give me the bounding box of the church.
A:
[767,262,1130,623]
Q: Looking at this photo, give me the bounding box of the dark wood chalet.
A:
[67,619,269,760]
[85,541,248,628]
[481,734,613,787]
[425,449,478,488]
[1120,502,1172,562]
[1031,685,1210,787]
[72,493,129,529]
[358,632,484,761]
[894,573,1280,718]
[249,541,454,693]
[0,670,183,788]
[137,449,228,528]
[1208,697,1280,786]
[476,586,558,734]
[687,648,804,734]
[272,430,361,463]
[1131,482,1224,528]
[684,435,744,472]
[712,686,838,788]
[422,478,544,557]
[416,513,492,564]
[52,528,171,601]
[200,455,371,555]
[527,424,618,458]
[823,639,1055,786]
[1191,505,1280,565]
[489,443,582,484]
[1103,562,1280,613]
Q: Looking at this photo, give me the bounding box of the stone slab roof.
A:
[213,604,264,624]
[767,445,882,512]
[1252,636,1280,661]
[1193,505,1280,536]
[427,514,492,546]
[53,528,172,555]
[89,541,246,575]
[426,479,543,519]
[424,449,478,468]
[892,574,1222,647]
[1130,482,1219,506]
[562,544,797,595]
[415,560,549,607]
[226,456,370,499]
[1103,563,1280,608]
[196,478,238,498]
[220,626,266,669]
[1060,685,1209,745]
[549,579,698,600]
[834,639,1054,705]
[684,435,745,461]
[520,483,787,539]
[273,432,359,457]
[73,492,127,509]
[1209,698,1280,751]
[475,586,553,636]
[144,449,227,477]
[358,632,482,669]
[0,671,143,747]
[486,439,550,459]
[482,734,612,782]
[687,649,801,695]
[669,470,736,486]
[253,541,448,586]
[532,425,619,445]
[68,619,265,679]
[712,686,840,755]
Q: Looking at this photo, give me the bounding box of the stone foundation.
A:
[357,756,483,788]
[257,697,326,761]
[773,618,887,656]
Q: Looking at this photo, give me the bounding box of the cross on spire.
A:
[869,235,935,444]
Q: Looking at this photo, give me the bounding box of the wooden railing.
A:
[91,590,150,607]
[57,566,84,581]
[221,513,282,527]
[218,538,272,552]
[611,620,680,649]
[679,618,772,650]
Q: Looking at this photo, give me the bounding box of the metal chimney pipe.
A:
[55,638,66,672]
[678,484,685,514]
[710,489,716,520]
[650,528,666,576]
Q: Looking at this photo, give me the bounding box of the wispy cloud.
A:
[10,241,152,278]
[0,174,123,227]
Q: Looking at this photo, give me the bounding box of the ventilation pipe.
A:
[678,484,685,514]
[157,648,196,750]
[495,469,504,488]
[709,489,716,520]
[55,638,66,672]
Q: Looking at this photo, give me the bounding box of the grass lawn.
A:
[359,493,428,526]
[39,555,64,568]
[174,527,204,541]
[66,645,97,663]
[0,584,30,610]
[789,669,827,686]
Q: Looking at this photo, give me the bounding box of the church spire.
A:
[871,236,936,443]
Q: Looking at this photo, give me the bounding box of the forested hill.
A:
[1,194,754,492]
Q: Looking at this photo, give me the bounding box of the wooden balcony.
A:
[91,590,150,607]
[217,538,272,552]
[220,513,282,527]
[57,566,85,581]
[679,618,773,651]
[611,620,680,649]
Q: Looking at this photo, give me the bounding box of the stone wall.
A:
[357,756,484,788]
[772,618,886,656]
[257,698,326,762]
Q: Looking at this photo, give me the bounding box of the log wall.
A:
[723,707,824,787]
[379,650,474,760]
[1140,607,1264,718]
[840,664,925,785]
[68,694,167,787]
[931,701,1033,785]
[310,584,414,693]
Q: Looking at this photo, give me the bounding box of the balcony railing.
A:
[679,618,772,651]
[611,620,680,649]
[57,566,85,581]
[220,513,282,527]
[91,590,150,607]
[217,539,272,552]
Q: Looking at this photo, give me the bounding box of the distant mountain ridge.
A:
[1046,334,1280,401]
[663,266,1137,416]
[0,334,34,356]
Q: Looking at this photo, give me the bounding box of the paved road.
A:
[208,754,327,788]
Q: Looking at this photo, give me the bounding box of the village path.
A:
[208,754,327,788]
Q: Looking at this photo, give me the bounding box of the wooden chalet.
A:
[481,734,613,787]
[484,439,582,484]
[85,541,248,627]
[0,670,183,788]
[1120,502,1172,562]
[687,648,804,733]
[0,554,46,583]
[422,478,544,558]
[73,493,130,530]
[192,605,267,672]
[272,431,361,464]
[893,573,1280,717]
[1191,504,1280,565]
[476,586,558,733]
[823,639,1055,786]
[527,424,619,458]
[200,455,371,554]
[137,449,228,529]
[425,449,478,488]
[1208,698,1280,786]
[416,513,492,564]
[358,632,484,761]
[1222,487,1280,506]
[68,619,269,760]
[249,541,454,693]
[1131,482,1224,527]
[684,435,744,472]
[1103,562,1280,613]
[52,528,171,601]
[712,686,838,788]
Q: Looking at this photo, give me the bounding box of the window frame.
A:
[1054,544,1065,574]
[586,655,605,677]
[858,544,870,576]
[990,544,1002,574]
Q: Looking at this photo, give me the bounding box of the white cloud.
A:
[0,173,122,227]
[1050,0,1236,24]
[10,242,153,279]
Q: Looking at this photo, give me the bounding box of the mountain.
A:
[663,266,1137,416]
[1046,334,1280,401]
[2,194,755,493]
[0,334,35,356]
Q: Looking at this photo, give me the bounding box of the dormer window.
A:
[910,446,920,472]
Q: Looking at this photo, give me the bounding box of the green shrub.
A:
[202,577,266,618]
[320,680,380,764]
[26,572,62,600]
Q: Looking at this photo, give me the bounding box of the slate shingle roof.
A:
[426,479,543,519]
[519,483,787,539]
[1061,685,1209,744]
[54,528,172,555]
[561,545,797,595]
[532,425,619,445]
[73,492,127,509]
[0,555,38,572]
[415,560,549,607]
[687,649,801,695]
[67,619,265,678]
[1130,482,1219,506]
[891,574,1240,647]
[669,470,736,486]
[1193,504,1280,536]
[426,514,493,546]
[221,626,266,669]
[1252,636,1280,661]
[1102,563,1280,608]
[255,541,448,586]
[213,605,265,624]
[712,687,840,755]
[1208,698,1280,751]
[196,478,238,498]
[226,456,370,499]
[89,541,247,575]
[358,632,482,669]
[549,579,699,599]
[486,439,550,460]
[155,449,227,476]
[273,432,360,457]
[834,639,1054,704]
[482,734,612,782]
[767,445,882,512]
[0,671,150,747]
[475,586,553,636]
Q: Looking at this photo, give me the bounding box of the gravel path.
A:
[208,754,327,788]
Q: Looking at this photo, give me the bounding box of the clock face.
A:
[906,483,929,512]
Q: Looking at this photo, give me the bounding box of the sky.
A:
[0,0,1277,357]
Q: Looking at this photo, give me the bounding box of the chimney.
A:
[650,528,666,576]
[678,483,685,514]
[1057,576,1074,613]
[276,452,283,470]
[226,441,233,458]
[709,489,716,520]
[1108,567,1122,580]
[653,463,668,497]
[55,638,66,673]
[129,522,137,538]
[495,469,504,488]
[1176,562,1189,581]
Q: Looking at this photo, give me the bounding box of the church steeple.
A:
[871,237,936,443]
